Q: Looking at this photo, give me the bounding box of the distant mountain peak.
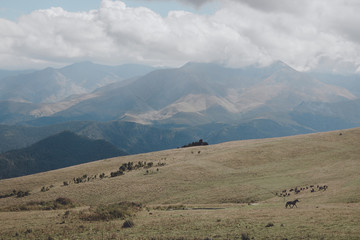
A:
[272,60,288,66]
[41,67,57,73]
[180,61,223,70]
[268,60,295,72]
[60,61,102,71]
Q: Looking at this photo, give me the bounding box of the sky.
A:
[0,0,360,73]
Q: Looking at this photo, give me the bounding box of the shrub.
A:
[122,219,135,228]
[110,170,124,177]
[135,161,145,168]
[80,202,142,221]
[75,177,83,184]
[182,139,209,148]
[120,165,127,172]
[16,190,30,198]
[55,197,74,206]
[0,190,18,199]
[128,162,134,170]
[265,222,274,227]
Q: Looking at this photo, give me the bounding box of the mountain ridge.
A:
[0,62,156,104]
[26,61,355,126]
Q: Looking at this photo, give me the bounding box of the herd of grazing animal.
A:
[276,184,328,198]
[274,184,328,208]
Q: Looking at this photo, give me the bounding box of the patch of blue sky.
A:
[0,0,219,21]
[122,0,219,16]
[0,0,101,21]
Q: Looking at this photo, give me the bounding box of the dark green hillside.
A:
[0,131,127,179]
[0,121,195,154]
[0,119,311,155]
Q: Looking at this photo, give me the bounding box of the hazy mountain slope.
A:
[0,131,127,179]
[234,66,355,113]
[289,98,360,131]
[0,62,155,104]
[48,84,155,122]
[294,98,360,122]
[50,64,234,122]
[0,67,75,103]
[39,61,355,126]
[0,69,34,79]
[0,100,40,124]
[310,72,360,97]
[0,61,357,128]
[59,62,155,91]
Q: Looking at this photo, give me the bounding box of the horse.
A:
[285,199,299,208]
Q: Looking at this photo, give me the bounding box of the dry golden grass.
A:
[0,128,360,239]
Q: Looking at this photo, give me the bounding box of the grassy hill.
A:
[0,128,359,239]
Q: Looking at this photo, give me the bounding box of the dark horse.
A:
[285,199,299,208]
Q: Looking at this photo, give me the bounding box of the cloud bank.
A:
[1,0,360,73]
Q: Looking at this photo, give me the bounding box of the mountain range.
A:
[0,62,156,123]
[0,62,155,104]
[0,61,359,178]
[2,61,358,126]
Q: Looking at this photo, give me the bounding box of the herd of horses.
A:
[281,184,329,208]
[275,184,329,208]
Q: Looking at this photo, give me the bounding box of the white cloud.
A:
[0,0,359,73]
